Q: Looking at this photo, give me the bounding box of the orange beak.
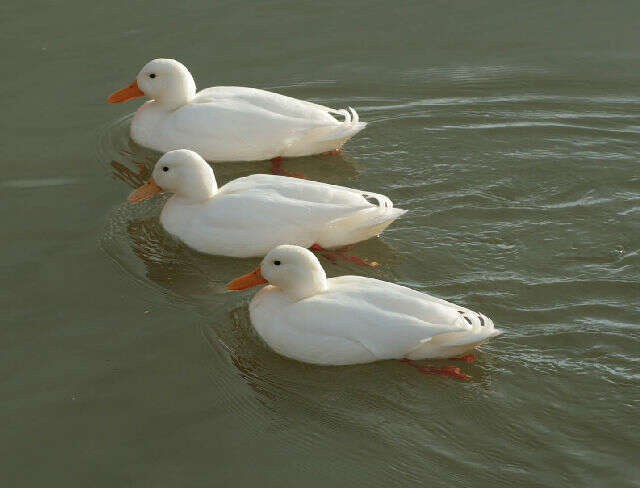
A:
[128,178,162,202]
[107,80,145,103]
[227,266,268,290]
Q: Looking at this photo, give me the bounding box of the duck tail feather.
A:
[327,107,363,125]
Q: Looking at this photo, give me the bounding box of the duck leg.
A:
[449,353,476,362]
[310,243,378,267]
[321,146,343,156]
[270,157,306,179]
[310,243,339,264]
[400,358,471,380]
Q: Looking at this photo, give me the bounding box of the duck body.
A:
[161,173,405,257]
[250,276,500,365]
[228,246,502,366]
[129,150,405,258]
[110,59,366,162]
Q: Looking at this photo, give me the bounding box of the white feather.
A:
[124,59,367,162]
[152,151,405,258]
[244,246,502,365]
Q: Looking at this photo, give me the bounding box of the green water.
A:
[2,0,639,486]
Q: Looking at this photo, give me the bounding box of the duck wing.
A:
[281,275,500,362]
[193,86,354,124]
[173,175,399,257]
[261,277,467,364]
[217,174,394,222]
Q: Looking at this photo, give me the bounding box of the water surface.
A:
[1,0,639,486]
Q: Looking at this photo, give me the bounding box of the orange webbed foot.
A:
[400,358,471,380]
[449,353,476,362]
[270,157,306,179]
[310,243,378,267]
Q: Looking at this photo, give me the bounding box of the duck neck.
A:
[156,76,196,111]
[282,269,328,302]
[176,174,218,204]
[155,93,192,111]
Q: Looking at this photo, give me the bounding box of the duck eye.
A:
[149,73,156,79]
[162,166,169,172]
[273,260,281,266]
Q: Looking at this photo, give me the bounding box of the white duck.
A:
[128,149,405,258]
[227,245,502,370]
[108,58,367,162]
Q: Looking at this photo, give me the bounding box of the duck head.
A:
[128,149,217,204]
[228,245,328,301]
[108,58,196,110]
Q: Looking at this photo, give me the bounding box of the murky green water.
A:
[2,0,639,486]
